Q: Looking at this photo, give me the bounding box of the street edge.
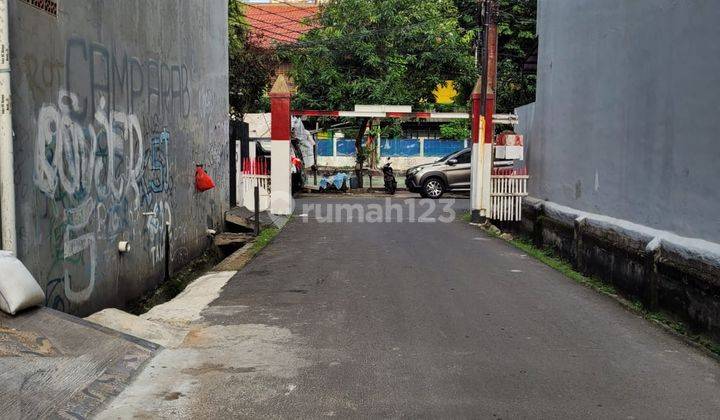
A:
[470,221,720,363]
[212,216,288,272]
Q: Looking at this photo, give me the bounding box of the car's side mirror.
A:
[447,158,458,166]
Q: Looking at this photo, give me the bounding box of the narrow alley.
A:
[99,197,720,418]
[5,1,720,417]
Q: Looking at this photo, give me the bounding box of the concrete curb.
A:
[85,216,289,345]
[213,242,255,272]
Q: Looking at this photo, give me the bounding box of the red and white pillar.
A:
[270,75,293,215]
[470,79,485,223]
[470,77,493,225]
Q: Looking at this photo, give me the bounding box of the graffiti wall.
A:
[9,0,229,315]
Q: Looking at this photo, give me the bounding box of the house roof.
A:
[244,4,319,48]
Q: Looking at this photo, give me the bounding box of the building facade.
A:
[8,0,229,315]
[519,0,720,244]
[514,0,720,340]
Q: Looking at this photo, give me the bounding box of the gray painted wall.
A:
[9,0,229,315]
[520,0,720,243]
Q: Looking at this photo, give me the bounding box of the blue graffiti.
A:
[140,129,171,208]
[149,130,170,193]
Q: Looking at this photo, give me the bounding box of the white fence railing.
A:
[241,157,271,212]
[242,174,271,212]
[490,175,529,222]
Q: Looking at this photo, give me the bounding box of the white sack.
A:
[0,251,45,315]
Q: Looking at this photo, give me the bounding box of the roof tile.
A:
[245,4,319,48]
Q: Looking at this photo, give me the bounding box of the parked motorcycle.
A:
[382,158,397,195]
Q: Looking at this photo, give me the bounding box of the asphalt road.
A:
[202,196,720,418]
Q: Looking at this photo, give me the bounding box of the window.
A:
[456,151,471,164]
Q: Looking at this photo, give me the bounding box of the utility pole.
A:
[481,0,498,148]
[474,0,482,73]
[470,0,498,224]
[470,79,483,222]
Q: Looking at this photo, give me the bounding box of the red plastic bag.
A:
[195,166,215,192]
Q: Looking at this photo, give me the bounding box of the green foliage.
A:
[448,0,481,101]
[432,102,466,112]
[250,227,280,255]
[381,121,403,139]
[228,1,280,117]
[509,236,618,295]
[495,0,537,113]
[454,0,537,113]
[289,0,476,110]
[439,120,470,139]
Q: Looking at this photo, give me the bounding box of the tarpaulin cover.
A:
[319,172,349,190]
[292,117,315,163]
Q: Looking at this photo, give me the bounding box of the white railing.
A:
[490,175,529,221]
[241,158,271,212]
[242,174,271,212]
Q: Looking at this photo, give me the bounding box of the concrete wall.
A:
[514,102,534,169]
[9,0,229,315]
[523,0,720,244]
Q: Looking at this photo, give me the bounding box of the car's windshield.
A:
[437,151,458,162]
[437,148,468,162]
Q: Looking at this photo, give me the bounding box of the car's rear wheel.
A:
[422,177,445,199]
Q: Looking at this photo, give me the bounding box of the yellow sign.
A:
[433,81,458,105]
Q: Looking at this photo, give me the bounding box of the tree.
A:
[439,120,470,139]
[454,0,537,114]
[289,0,475,186]
[228,1,280,118]
[494,0,536,114]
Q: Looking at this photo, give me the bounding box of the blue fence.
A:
[316,138,466,158]
[380,139,421,157]
[336,139,357,156]
[317,139,333,156]
[424,139,465,157]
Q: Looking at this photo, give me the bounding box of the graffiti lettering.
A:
[31,36,193,308]
[65,36,190,121]
[34,90,173,304]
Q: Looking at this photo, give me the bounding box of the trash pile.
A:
[318,172,349,192]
